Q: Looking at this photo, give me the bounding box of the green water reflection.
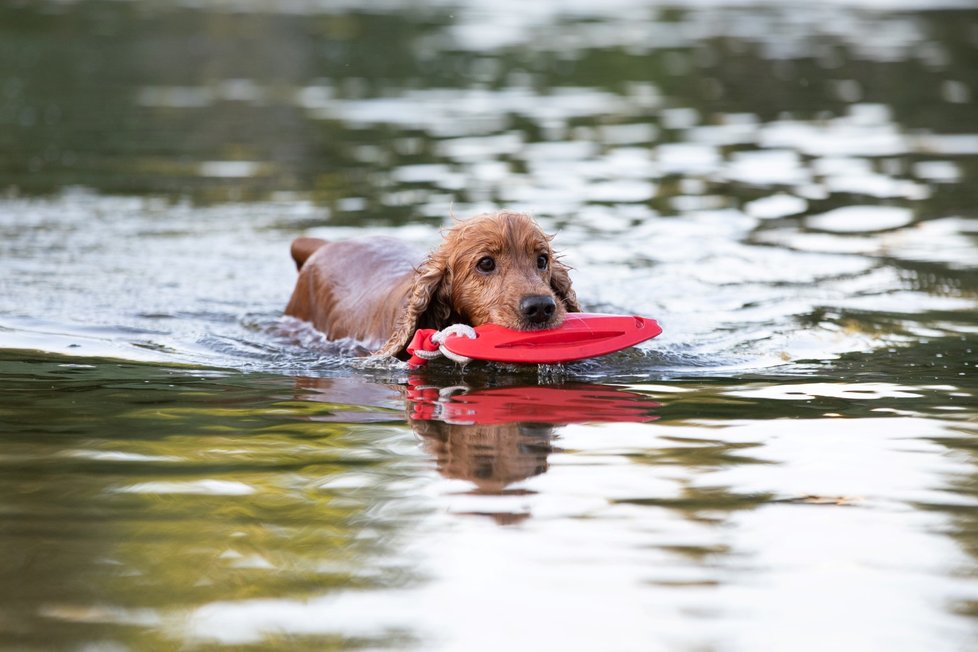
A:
[0,353,427,648]
[3,343,976,647]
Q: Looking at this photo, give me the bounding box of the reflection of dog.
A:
[291,376,659,513]
[290,376,561,493]
[284,211,579,359]
[412,419,556,494]
[405,383,660,495]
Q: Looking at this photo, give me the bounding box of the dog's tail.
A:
[290,237,328,271]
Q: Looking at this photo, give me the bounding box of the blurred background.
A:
[2,0,975,214]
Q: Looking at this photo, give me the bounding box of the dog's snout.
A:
[520,295,556,325]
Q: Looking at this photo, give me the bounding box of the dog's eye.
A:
[537,254,549,270]
[476,256,496,273]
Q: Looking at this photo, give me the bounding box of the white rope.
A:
[427,323,477,365]
[411,347,444,361]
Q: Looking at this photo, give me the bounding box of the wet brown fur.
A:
[284,211,580,358]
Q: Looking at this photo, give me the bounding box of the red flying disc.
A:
[409,313,661,366]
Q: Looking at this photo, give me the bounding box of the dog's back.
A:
[284,237,421,348]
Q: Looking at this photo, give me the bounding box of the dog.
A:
[284,211,580,359]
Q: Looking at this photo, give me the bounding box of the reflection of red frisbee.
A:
[407,384,661,425]
[407,313,662,367]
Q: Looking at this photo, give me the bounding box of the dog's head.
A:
[378,211,580,358]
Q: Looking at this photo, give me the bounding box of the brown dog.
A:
[284,211,580,358]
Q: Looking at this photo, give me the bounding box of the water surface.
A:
[2,0,978,650]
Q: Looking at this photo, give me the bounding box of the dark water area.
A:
[2,0,978,650]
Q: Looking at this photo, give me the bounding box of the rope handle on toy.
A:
[406,324,477,368]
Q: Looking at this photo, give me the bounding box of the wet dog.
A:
[285,211,580,359]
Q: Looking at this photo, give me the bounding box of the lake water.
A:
[2,0,978,649]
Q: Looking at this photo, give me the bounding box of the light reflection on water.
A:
[1,0,978,649]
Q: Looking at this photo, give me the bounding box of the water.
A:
[1,0,977,649]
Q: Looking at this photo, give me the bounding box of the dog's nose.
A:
[520,295,556,325]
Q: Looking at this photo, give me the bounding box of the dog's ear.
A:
[376,251,453,359]
[551,257,581,312]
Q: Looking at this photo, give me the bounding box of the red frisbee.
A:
[407,313,662,366]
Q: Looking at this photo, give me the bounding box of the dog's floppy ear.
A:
[551,257,581,312]
[376,251,453,359]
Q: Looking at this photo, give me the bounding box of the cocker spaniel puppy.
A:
[285,211,580,359]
